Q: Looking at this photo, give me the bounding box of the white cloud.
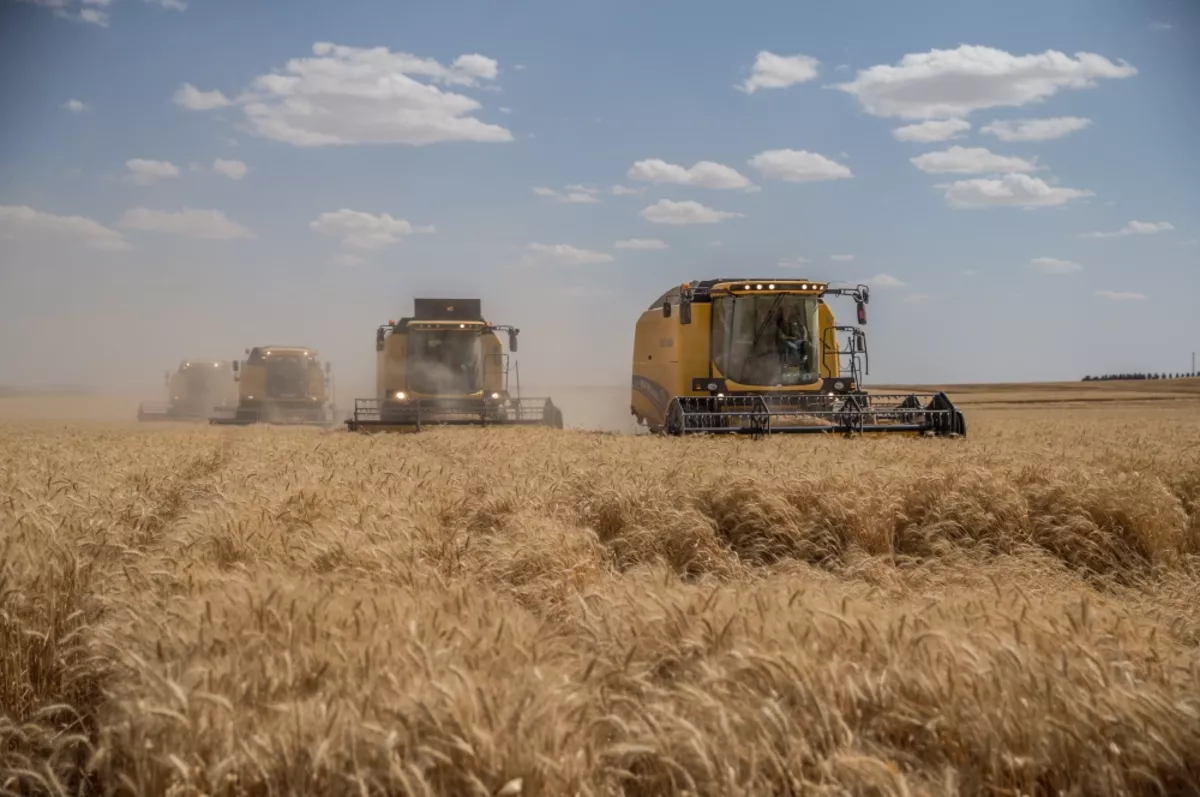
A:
[498,106,512,114]
[150,0,188,10]
[834,45,1137,120]
[614,238,668,250]
[117,207,253,240]
[212,158,248,180]
[18,0,109,25]
[738,51,820,93]
[628,159,755,191]
[532,185,600,204]
[892,118,970,142]
[862,273,905,288]
[747,149,852,182]
[229,43,512,146]
[330,253,366,267]
[778,256,810,269]
[309,209,432,249]
[980,117,1093,142]
[1027,257,1083,274]
[172,83,231,110]
[940,174,1094,209]
[1149,21,1172,31]
[1095,290,1146,301]
[910,146,1041,175]
[830,254,855,262]
[64,98,89,114]
[611,185,645,196]
[0,205,130,251]
[125,159,180,186]
[512,64,528,72]
[1082,220,1174,238]
[522,243,614,266]
[640,199,744,226]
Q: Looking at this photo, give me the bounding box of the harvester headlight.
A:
[756,283,763,289]
[802,283,809,290]
[834,380,845,391]
[717,393,725,399]
[768,284,775,290]
[490,392,500,399]
[707,382,718,391]
[394,391,407,400]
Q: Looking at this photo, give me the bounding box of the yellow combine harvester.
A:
[210,345,336,426]
[138,359,238,422]
[631,277,966,437]
[345,297,564,432]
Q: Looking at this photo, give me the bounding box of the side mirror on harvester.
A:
[508,329,518,352]
[376,328,385,351]
[325,361,332,374]
[662,302,672,318]
[680,299,691,325]
[857,301,867,325]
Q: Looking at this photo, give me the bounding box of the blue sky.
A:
[1,0,1198,394]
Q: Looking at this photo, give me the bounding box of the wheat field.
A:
[2,390,1200,796]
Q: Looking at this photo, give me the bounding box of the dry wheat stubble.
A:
[1,403,1199,796]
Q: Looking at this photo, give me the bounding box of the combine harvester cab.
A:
[138,359,238,422]
[630,278,965,438]
[210,346,336,426]
[345,297,564,433]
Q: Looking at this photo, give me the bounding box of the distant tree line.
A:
[1082,373,1198,381]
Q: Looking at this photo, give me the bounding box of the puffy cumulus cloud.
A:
[862,273,905,288]
[1028,257,1083,274]
[1095,290,1146,301]
[834,45,1136,120]
[892,118,971,142]
[910,146,1041,175]
[186,43,513,147]
[125,159,180,186]
[532,185,601,204]
[1082,220,1174,238]
[639,199,744,226]
[0,204,130,251]
[939,174,1094,209]
[309,209,433,250]
[117,207,253,240]
[521,243,614,266]
[738,51,820,93]
[747,149,852,182]
[981,116,1093,142]
[614,238,668,250]
[611,184,645,196]
[172,83,231,110]
[64,98,89,113]
[628,159,755,191]
[212,158,248,180]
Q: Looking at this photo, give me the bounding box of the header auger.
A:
[345,298,564,433]
[630,278,965,438]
